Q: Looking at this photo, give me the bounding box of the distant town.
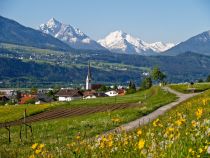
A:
[0,62,127,106]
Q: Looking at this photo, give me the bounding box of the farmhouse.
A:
[19,94,36,104]
[83,90,97,99]
[35,93,55,104]
[105,90,118,97]
[56,89,83,101]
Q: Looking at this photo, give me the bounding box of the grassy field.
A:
[0,86,177,157]
[169,82,210,93]
[0,86,175,123]
[36,89,209,158]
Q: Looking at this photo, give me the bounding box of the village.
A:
[0,62,127,106]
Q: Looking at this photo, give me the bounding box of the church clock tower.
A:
[86,62,92,90]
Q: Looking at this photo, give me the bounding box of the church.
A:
[86,62,92,90]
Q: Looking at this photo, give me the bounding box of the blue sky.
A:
[0,0,210,43]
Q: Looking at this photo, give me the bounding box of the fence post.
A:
[5,126,11,143]
[19,125,22,142]
[24,108,27,139]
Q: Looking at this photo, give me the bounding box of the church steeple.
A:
[86,61,92,90]
[88,61,92,79]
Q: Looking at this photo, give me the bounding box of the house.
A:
[56,89,83,101]
[19,94,36,104]
[83,90,97,99]
[95,92,108,97]
[117,88,126,96]
[35,93,56,104]
[105,90,118,97]
[0,95,9,104]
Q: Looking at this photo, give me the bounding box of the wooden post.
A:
[5,126,11,143]
[24,108,27,139]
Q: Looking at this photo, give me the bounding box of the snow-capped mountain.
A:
[39,18,106,50]
[98,31,175,55]
[165,30,210,56]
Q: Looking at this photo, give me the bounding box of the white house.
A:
[105,90,118,97]
[56,89,83,101]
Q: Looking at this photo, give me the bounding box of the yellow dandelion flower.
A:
[35,149,41,155]
[195,108,203,119]
[175,120,182,126]
[191,120,197,127]
[188,148,193,153]
[153,119,159,127]
[39,144,45,149]
[138,139,145,150]
[108,140,113,147]
[29,155,35,158]
[137,129,142,136]
[198,148,203,153]
[31,143,38,150]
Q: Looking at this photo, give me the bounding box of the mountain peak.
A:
[165,29,210,56]
[98,31,175,54]
[45,18,62,29]
[39,19,106,50]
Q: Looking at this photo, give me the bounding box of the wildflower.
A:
[188,148,193,153]
[199,148,203,153]
[35,149,42,154]
[175,119,182,126]
[76,135,80,140]
[31,143,38,150]
[39,144,45,149]
[108,140,113,147]
[153,119,161,127]
[191,120,197,127]
[195,108,203,119]
[138,139,145,150]
[29,155,35,158]
[137,129,142,136]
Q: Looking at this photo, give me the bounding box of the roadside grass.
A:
[169,82,210,93]
[0,86,177,157]
[0,86,175,123]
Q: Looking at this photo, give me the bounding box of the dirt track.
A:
[0,102,141,128]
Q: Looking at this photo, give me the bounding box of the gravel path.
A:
[102,87,200,135]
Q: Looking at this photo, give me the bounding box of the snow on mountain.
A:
[39,18,106,50]
[98,31,175,55]
[149,42,175,52]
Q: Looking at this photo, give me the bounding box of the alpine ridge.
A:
[98,30,175,55]
[39,18,106,50]
[165,30,210,56]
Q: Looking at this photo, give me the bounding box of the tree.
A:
[151,67,166,84]
[98,85,108,92]
[141,76,152,90]
[30,87,38,95]
[206,75,210,82]
[127,81,136,94]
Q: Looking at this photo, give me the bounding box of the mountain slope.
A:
[39,18,106,50]
[98,31,174,55]
[165,30,210,56]
[0,16,73,51]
